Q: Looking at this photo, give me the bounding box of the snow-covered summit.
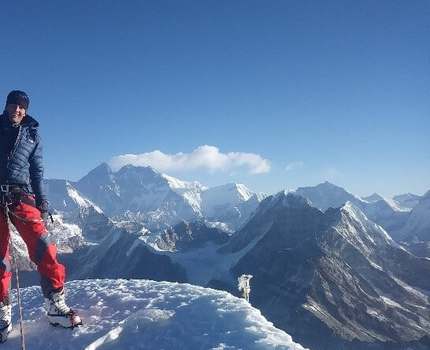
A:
[160,173,205,214]
[293,182,412,238]
[273,190,312,208]
[200,183,263,230]
[336,201,397,252]
[393,192,422,211]
[362,193,385,203]
[222,191,315,254]
[75,164,204,227]
[294,181,361,210]
[4,279,307,350]
[361,193,407,212]
[202,183,254,207]
[161,172,206,192]
[73,163,263,230]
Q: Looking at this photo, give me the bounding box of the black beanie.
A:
[6,90,30,110]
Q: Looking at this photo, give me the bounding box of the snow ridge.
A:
[4,279,307,350]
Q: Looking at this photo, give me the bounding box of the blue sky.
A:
[1,0,429,197]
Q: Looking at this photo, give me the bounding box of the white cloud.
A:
[285,161,304,172]
[108,145,271,175]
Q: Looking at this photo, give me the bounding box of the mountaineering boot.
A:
[45,289,82,328]
[0,299,12,343]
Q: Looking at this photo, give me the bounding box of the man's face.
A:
[6,103,26,125]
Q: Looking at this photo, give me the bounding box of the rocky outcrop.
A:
[222,192,430,350]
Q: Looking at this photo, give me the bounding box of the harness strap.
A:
[0,186,43,223]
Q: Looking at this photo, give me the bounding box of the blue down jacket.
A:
[0,113,46,205]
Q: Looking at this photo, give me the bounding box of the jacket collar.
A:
[0,113,39,128]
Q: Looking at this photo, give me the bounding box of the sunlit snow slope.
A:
[4,279,307,350]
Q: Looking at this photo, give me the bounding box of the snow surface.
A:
[201,183,255,220]
[161,173,206,213]
[202,183,253,207]
[361,193,408,212]
[4,279,306,350]
[161,173,206,192]
[67,184,104,214]
[205,221,235,234]
[340,202,399,248]
[48,214,85,252]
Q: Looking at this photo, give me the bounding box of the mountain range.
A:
[73,163,262,232]
[218,192,430,350]
[10,162,430,350]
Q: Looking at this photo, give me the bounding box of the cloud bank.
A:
[109,145,271,175]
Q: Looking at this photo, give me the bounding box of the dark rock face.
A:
[402,241,430,258]
[360,201,409,240]
[228,192,430,350]
[69,226,187,283]
[74,163,121,215]
[222,191,311,254]
[159,221,230,251]
[393,193,422,211]
[78,206,112,242]
[399,191,430,242]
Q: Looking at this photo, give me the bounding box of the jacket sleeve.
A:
[29,132,47,207]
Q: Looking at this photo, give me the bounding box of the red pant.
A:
[0,195,65,300]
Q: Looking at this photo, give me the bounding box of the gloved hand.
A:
[37,200,51,226]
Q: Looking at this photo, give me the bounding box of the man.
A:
[0,90,81,342]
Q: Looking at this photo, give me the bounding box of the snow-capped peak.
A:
[161,173,206,191]
[201,183,254,206]
[294,181,362,211]
[339,201,395,247]
[234,183,254,201]
[271,190,312,209]
[66,182,103,213]
[361,193,406,212]
[362,193,385,203]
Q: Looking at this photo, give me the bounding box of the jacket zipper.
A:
[7,125,22,163]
